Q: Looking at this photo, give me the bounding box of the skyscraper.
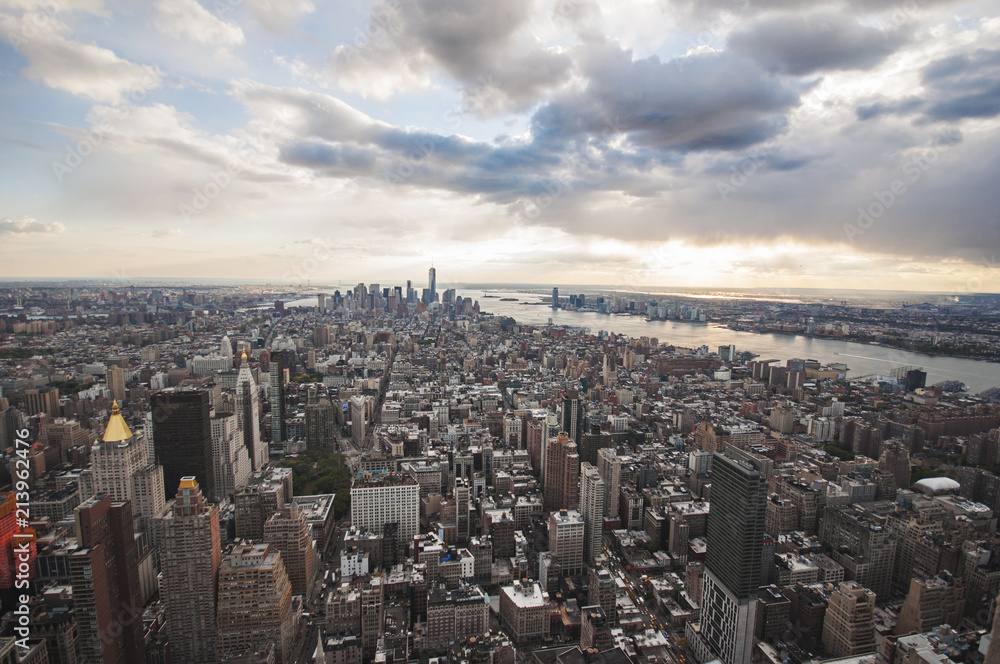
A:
[699,447,768,664]
[236,351,266,469]
[350,474,420,543]
[822,582,877,658]
[551,287,558,308]
[561,390,584,443]
[269,350,290,445]
[428,265,437,303]
[155,477,221,664]
[548,509,585,577]
[596,447,621,519]
[264,503,316,596]
[211,412,251,499]
[216,543,294,663]
[105,365,125,403]
[150,388,216,501]
[91,401,165,524]
[580,462,605,564]
[71,496,145,664]
[305,392,336,451]
[544,432,580,512]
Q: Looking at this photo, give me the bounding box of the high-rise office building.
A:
[548,509,584,577]
[822,581,877,658]
[150,388,216,501]
[428,265,437,303]
[699,447,768,664]
[551,287,558,308]
[216,543,294,664]
[543,432,580,512]
[350,474,420,543]
[561,390,584,443]
[580,462,605,564]
[580,425,612,466]
[896,573,964,636]
[269,350,290,444]
[596,447,621,519]
[305,394,336,451]
[105,366,126,403]
[361,576,385,659]
[499,581,550,645]
[24,386,59,417]
[211,412,251,500]
[350,394,368,447]
[236,351,266,470]
[588,565,617,625]
[70,496,144,664]
[155,477,221,664]
[455,478,471,542]
[264,503,316,596]
[91,401,165,523]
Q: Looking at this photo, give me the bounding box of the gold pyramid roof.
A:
[102,401,133,442]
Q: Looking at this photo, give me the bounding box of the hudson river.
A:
[282,290,1000,393]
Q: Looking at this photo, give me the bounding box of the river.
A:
[283,290,1000,393]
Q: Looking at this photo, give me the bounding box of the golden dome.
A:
[102,400,133,442]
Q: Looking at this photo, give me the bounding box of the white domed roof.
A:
[915,477,960,493]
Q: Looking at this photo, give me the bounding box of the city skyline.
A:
[1,1,999,292]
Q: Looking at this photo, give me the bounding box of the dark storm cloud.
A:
[856,97,925,120]
[273,43,804,200]
[530,45,799,153]
[921,48,1000,121]
[329,0,574,114]
[854,49,1000,122]
[280,142,379,173]
[728,12,909,76]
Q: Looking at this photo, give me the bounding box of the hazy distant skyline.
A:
[1,0,998,292]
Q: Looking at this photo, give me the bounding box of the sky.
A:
[0,0,998,293]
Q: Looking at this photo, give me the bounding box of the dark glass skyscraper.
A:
[151,388,216,501]
[428,265,437,303]
[700,447,768,664]
[561,389,584,443]
[270,349,290,444]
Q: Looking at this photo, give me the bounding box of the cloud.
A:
[853,48,1000,123]
[153,0,245,50]
[856,96,925,120]
[0,0,104,11]
[243,0,314,33]
[530,43,799,154]
[328,0,573,114]
[921,48,1000,121]
[0,14,161,103]
[728,12,909,76]
[0,216,65,234]
[152,227,184,238]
